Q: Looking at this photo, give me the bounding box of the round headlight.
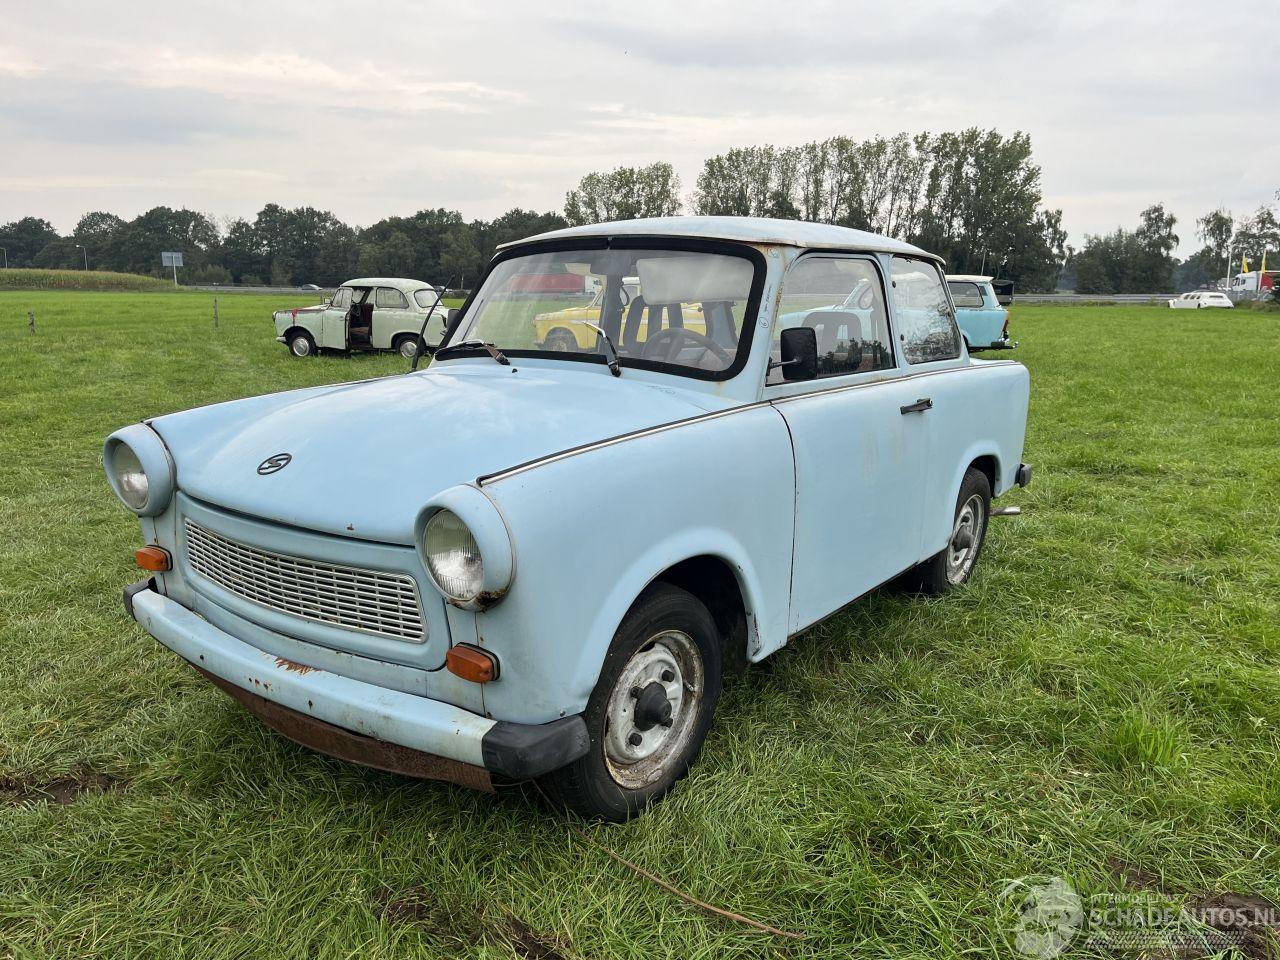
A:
[112,443,150,510]
[103,425,175,517]
[424,509,484,602]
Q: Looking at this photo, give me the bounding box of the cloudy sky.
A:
[2,0,1275,253]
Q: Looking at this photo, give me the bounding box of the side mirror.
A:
[322,297,332,306]
[446,308,459,326]
[778,327,818,381]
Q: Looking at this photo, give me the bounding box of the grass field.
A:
[1,290,1278,959]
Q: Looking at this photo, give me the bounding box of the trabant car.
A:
[946,275,1015,350]
[273,277,450,358]
[534,279,705,351]
[107,217,1031,822]
[1168,290,1233,309]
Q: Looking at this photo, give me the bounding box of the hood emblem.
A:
[257,453,293,475]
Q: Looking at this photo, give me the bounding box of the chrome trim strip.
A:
[476,360,1020,486]
[476,402,772,486]
[768,360,1019,405]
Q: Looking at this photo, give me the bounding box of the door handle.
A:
[900,397,933,414]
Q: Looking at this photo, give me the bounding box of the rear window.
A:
[891,257,961,364]
[414,288,441,309]
[947,281,985,308]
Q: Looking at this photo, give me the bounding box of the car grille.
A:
[184,519,425,642]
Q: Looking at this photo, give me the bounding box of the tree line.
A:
[0,206,567,288]
[2,127,1275,293]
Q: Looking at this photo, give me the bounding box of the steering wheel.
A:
[641,327,732,366]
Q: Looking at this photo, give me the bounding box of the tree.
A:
[1232,204,1280,269]
[0,217,59,267]
[1070,204,1180,294]
[564,162,682,225]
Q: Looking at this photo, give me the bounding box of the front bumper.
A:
[125,581,588,785]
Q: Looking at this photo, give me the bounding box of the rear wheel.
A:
[900,467,992,594]
[288,331,316,357]
[538,584,722,822]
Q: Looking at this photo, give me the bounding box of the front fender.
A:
[470,404,795,725]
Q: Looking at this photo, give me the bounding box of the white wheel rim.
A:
[603,631,703,789]
[399,339,417,358]
[947,493,985,584]
[291,338,310,356]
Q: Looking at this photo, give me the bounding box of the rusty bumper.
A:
[126,581,589,787]
[197,665,495,791]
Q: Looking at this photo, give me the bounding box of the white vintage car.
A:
[1168,291,1233,309]
[273,277,450,358]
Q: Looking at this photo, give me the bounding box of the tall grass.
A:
[0,293,1277,958]
[0,268,173,292]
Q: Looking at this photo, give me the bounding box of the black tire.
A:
[542,328,578,352]
[899,466,992,594]
[537,584,722,822]
[287,331,316,358]
[394,334,425,359]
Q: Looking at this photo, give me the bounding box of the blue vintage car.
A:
[946,275,1015,351]
[106,217,1031,821]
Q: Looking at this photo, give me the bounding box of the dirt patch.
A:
[376,886,567,959]
[1185,893,1280,960]
[0,769,123,806]
[1107,856,1166,892]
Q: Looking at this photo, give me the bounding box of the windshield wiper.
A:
[434,338,510,365]
[580,322,622,377]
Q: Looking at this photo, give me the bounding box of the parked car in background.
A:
[274,278,450,358]
[108,217,1031,821]
[946,275,1015,350]
[1168,291,1234,309]
[533,278,706,351]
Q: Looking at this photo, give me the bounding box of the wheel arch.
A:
[282,324,314,343]
[647,554,755,676]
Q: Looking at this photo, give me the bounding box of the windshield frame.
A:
[435,236,768,382]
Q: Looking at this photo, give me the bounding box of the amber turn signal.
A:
[446,643,499,683]
[134,545,171,572]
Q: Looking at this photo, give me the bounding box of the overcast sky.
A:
[2,0,1276,254]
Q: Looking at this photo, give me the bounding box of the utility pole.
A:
[75,244,88,270]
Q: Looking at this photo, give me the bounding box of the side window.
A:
[413,288,441,309]
[946,281,985,308]
[331,287,352,309]
[890,257,961,364]
[376,286,409,309]
[769,256,893,384]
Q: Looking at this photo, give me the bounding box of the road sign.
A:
[161,252,184,267]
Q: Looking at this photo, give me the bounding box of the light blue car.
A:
[946,275,1015,351]
[106,217,1031,821]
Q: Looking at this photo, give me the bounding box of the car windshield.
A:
[448,246,758,377]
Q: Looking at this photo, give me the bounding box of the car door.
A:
[372,286,411,348]
[889,256,999,557]
[767,254,930,633]
[322,286,353,348]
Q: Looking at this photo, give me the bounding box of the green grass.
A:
[1,292,1279,958]
[0,269,176,292]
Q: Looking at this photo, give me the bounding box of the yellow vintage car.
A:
[534,282,706,351]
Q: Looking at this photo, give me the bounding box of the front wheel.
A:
[899,467,992,594]
[287,331,316,357]
[394,335,424,359]
[538,584,722,822]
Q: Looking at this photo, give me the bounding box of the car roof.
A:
[499,216,941,261]
[341,277,435,291]
[946,274,993,283]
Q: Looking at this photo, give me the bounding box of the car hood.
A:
[150,362,728,545]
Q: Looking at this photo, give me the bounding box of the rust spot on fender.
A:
[274,657,318,675]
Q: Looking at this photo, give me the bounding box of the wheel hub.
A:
[632,681,673,731]
[602,632,703,788]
